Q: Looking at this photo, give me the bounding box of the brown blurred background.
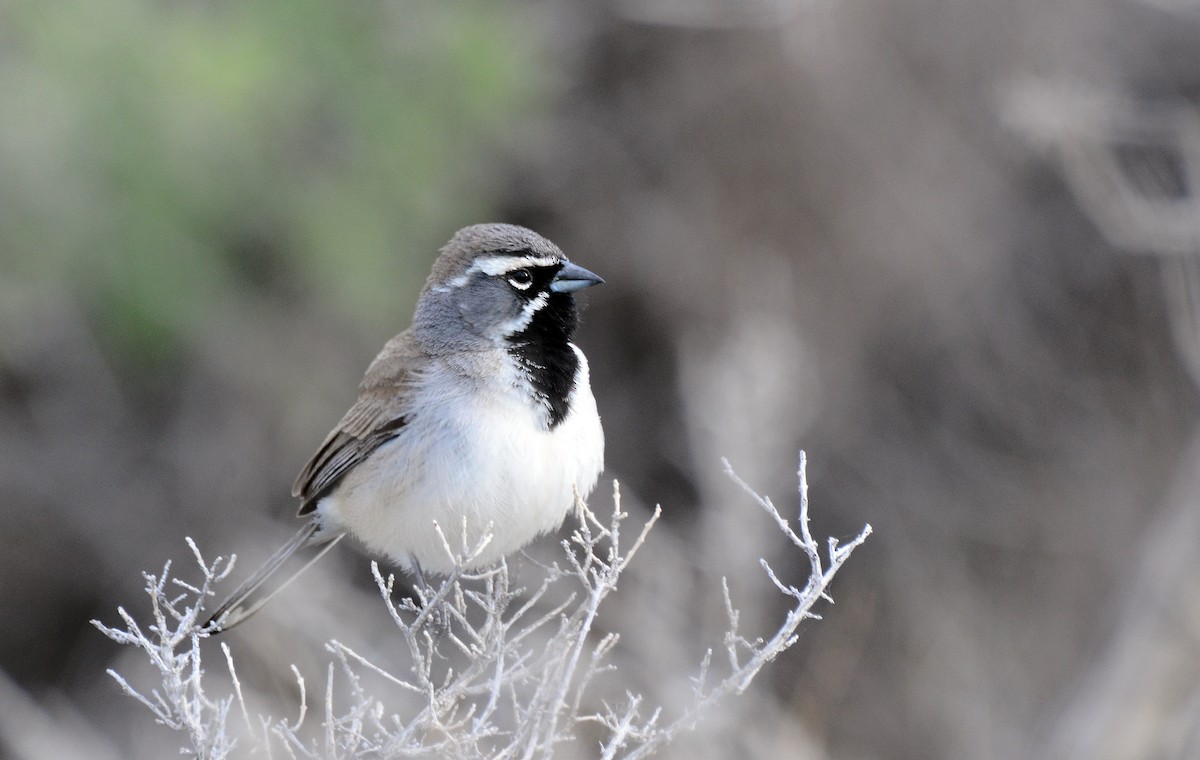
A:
[4,0,1200,757]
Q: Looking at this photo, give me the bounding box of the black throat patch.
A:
[506,291,580,429]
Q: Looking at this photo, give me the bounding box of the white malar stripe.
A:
[498,291,549,335]
[468,255,560,277]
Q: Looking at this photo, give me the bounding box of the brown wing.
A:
[293,329,424,515]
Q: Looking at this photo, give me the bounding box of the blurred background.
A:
[4,0,1200,757]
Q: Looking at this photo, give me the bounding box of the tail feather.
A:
[203,522,344,634]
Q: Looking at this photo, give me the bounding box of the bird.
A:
[203,223,605,633]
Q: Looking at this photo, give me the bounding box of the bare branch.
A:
[99,456,869,759]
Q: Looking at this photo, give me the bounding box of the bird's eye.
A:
[507,269,534,289]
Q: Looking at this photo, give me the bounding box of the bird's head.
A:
[414,224,603,351]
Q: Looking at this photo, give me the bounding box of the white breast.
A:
[317,345,604,574]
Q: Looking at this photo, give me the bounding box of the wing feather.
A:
[293,330,424,515]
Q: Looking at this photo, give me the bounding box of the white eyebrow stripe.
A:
[435,274,469,292]
[467,255,560,277]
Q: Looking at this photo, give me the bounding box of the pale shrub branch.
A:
[93,453,870,758]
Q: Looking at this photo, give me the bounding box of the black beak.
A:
[550,261,604,293]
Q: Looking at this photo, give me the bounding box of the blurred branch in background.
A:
[1164,256,1200,390]
[1003,79,1200,256]
[1003,71,1200,759]
[1002,76,1200,386]
[1040,432,1200,760]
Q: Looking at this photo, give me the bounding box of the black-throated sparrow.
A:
[204,224,604,632]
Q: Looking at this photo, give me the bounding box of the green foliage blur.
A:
[0,0,536,368]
